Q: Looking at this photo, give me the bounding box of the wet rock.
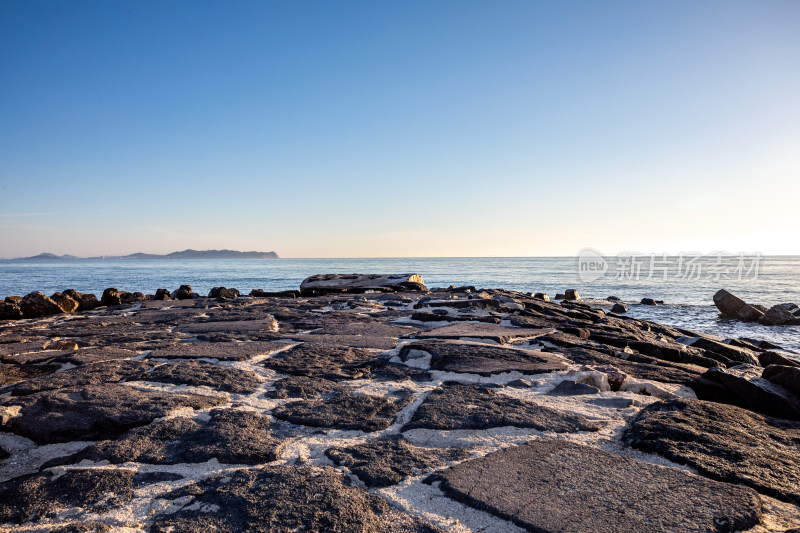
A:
[610,303,628,314]
[546,380,600,396]
[209,286,240,299]
[272,391,410,432]
[0,384,223,444]
[50,292,80,313]
[402,382,599,432]
[0,469,138,525]
[139,360,262,393]
[43,409,284,467]
[171,284,195,300]
[0,302,22,320]
[738,304,765,322]
[762,364,800,394]
[149,466,441,533]
[400,340,566,376]
[413,323,554,344]
[326,435,469,488]
[3,360,154,396]
[429,439,762,532]
[761,304,800,326]
[149,340,290,361]
[640,298,658,306]
[714,289,748,317]
[691,364,800,420]
[759,351,800,368]
[18,292,64,318]
[101,288,123,306]
[564,289,580,301]
[264,343,383,380]
[624,398,800,505]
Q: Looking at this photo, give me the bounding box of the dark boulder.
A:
[208,286,240,299]
[640,298,658,306]
[0,302,22,320]
[761,304,800,326]
[737,304,765,322]
[62,289,100,311]
[154,288,173,300]
[713,289,747,317]
[3,296,22,304]
[101,288,123,306]
[564,289,580,301]
[610,303,628,314]
[120,291,145,304]
[759,351,800,368]
[171,284,194,300]
[533,292,550,302]
[762,364,800,395]
[18,292,64,318]
[50,292,79,313]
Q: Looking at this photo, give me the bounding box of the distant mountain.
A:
[10,249,279,261]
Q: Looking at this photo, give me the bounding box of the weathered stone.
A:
[300,273,427,295]
[759,351,800,368]
[51,292,80,313]
[171,284,195,300]
[400,340,566,376]
[691,364,800,420]
[139,360,262,393]
[413,323,554,344]
[430,439,762,532]
[533,292,550,302]
[176,316,278,334]
[546,380,600,396]
[0,302,22,320]
[713,289,747,317]
[640,298,658,305]
[326,435,469,488]
[154,288,173,300]
[738,304,765,322]
[564,289,580,301]
[120,291,146,304]
[264,343,383,380]
[1,384,223,444]
[3,360,154,396]
[149,340,290,361]
[272,392,410,432]
[3,296,22,304]
[624,398,800,505]
[0,469,138,525]
[149,466,442,533]
[610,303,628,313]
[267,376,346,399]
[761,304,800,326]
[762,364,800,394]
[676,336,760,366]
[43,409,284,467]
[101,288,123,306]
[18,291,64,318]
[0,362,56,387]
[402,382,599,432]
[208,286,240,299]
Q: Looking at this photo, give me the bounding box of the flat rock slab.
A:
[284,333,399,349]
[0,342,48,357]
[3,360,155,396]
[264,343,383,380]
[148,341,292,361]
[308,322,421,338]
[326,435,469,487]
[138,360,262,393]
[429,439,762,533]
[43,409,284,467]
[149,466,441,533]
[0,362,56,387]
[547,380,600,396]
[176,317,278,334]
[623,398,800,505]
[402,340,566,376]
[413,323,554,344]
[1,384,223,444]
[267,376,348,399]
[51,347,139,365]
[272,392,411,432]
[402,382,600,432]
[0,469,139,525]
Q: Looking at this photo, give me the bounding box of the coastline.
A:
[0,277,798,531]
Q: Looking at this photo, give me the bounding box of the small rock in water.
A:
[533,292,550,302]
[611,303,628,314]
[713,289,747,317]
[737,304,765,322]
[640,298,658,306]
[564,289,580,301]
[761,304,800,326]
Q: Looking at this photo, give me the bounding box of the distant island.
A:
[9,249,280,261]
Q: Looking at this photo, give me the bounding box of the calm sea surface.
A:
[1,256,799,354]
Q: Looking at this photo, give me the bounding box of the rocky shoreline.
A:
[0,274,799,532]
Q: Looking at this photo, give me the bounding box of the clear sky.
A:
[1,1,798,258]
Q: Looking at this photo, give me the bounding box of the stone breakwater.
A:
[0,274,798,532]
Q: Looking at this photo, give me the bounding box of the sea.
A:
[1,256,799,356]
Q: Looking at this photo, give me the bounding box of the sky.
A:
[1,0,799,258]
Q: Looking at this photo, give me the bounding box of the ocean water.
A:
[1,256,799,354]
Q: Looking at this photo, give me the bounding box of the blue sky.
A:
[1,1,798,258]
